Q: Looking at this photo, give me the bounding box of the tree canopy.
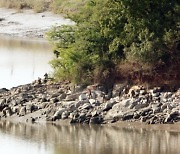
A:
[47,0,180,86]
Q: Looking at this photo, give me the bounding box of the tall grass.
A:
[49,0,87,15]
[0,0,87,14]
[0,0,50,13]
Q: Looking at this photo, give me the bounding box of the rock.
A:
[90,116,103,124]
[3,107,12,117]
[164,111,179,123]
[65,93,79,101]
[167,104,175,110]
[103,101,116,111]
[140,90,146,95]
[41,95,47,102]
[26,104,37,113]
[91,110,98,117]
[51,98,59,103]
[79,93,88,101]
[75,100,87,108]
[53,108,67,120]
[80,103,92,110]
[11,100,18,106]
[161,104,167,111]
[11,106,19,114]
[152,106,161,114]
[19,106,26,116]
[51,93,60,98]
[134,103,148,110]
[0,99,7,111]
[89,99,96,105]
[119,99,131,108]
[69,111,78,119]
[59,93,67,100]
[140,117,147,122]
[61,111,70,120]
[129,99,139,109]
[81,103,92,110]
[139,108,152,117]
[0,88,9,93]
[89,99,100,106]
[0,98,6,105]
[164,92,173,99]
[19,93,28,100]
[122,112,134,121]
[78,112,87,123]
[152,92,160,97]
[133,113,140,119]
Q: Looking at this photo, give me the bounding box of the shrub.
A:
[48,0,180,85]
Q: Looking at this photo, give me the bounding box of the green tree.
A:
[48,0,180,85]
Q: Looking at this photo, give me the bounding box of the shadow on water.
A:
[0,121,180,154]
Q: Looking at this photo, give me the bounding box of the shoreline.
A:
[0,77,179,125]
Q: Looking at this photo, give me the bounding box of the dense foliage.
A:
[47,0,180,85]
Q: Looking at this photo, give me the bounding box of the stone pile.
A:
[0,78,179,124]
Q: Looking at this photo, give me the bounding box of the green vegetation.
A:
[49,0,88,15]
[47,0,180,86]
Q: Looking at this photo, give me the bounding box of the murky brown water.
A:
[0,36,53,88]
[0,121,180,154]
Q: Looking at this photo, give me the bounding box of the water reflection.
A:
[0,121,180,154]
[0,37,53,88]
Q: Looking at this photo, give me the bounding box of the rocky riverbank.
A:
[0,77,180,125]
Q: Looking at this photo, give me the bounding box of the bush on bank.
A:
[47,0,179,87]
[47,0,180,86]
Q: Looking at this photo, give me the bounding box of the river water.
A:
[0,36,53,88]
[0,121,180,154]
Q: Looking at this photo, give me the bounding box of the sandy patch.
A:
[0,8,74,38]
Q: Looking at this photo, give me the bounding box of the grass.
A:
[0,0,50,13]
[49,0,88,15]
[0,0,87,14]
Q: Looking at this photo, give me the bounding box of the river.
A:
[0,121,180,154]
[0,36,53,89]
